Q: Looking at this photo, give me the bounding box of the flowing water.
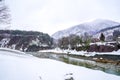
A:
[26,52,120,76]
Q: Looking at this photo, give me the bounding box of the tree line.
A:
[57,34,91,50]
[56,33,105,51]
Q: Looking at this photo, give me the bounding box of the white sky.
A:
[4,0,120,35]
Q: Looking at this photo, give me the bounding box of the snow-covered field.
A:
[0,48,120,80]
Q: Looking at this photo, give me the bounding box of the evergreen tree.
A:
[100,33,105,42]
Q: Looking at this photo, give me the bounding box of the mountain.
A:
[0,30,53,52]
[52,19,120,39]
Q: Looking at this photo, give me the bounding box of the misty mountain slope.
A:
[98,25,120,33]
[52,19,120,39]
[93,25,120,39]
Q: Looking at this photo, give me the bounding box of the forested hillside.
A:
[0,30,53,52]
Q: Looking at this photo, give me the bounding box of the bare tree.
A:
[68,34,81,49]
[58,37,69,49]
[0,0,10,24]
[58,34,83,49]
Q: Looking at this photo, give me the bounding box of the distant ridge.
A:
[52,19,120,39]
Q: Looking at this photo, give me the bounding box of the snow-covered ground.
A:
[0,48,120,80]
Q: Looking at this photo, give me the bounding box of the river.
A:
[26,52,120,76]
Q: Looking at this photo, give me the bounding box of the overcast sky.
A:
[5,0,120,35]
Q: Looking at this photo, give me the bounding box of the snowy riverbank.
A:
[39,48,120,56]
[0,48,120,80]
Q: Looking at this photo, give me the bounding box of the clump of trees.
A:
[57,34,91,51]
[58,34,82,49]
